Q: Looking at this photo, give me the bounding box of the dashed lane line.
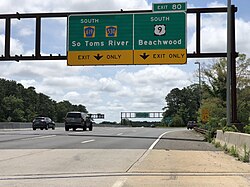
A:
[81,139,95,144]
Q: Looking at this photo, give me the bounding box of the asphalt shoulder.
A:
[154,129,222,151]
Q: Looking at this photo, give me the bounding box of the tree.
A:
[201,54,250,126]
[56,101,74,122]
[36,93,56,120]
[234,54,250,89]
[237,86,250,125]
[0,78,89,122]
[74,104,88,113]
[2,95,25,122]
[202,58,227,103]
[163,84,200,125]
[170,115,185,127]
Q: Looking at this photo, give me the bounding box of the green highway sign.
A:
[68,11,186,65]
[134,12,186,64]
[135,112,150,118]
[134,12,186,50]
[153,2,187,12]
[68,14,134,65]
[68,14,133,51]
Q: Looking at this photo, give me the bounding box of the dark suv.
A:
[32,117,55,130]
[64,111,93,131]
[187,121,197,130]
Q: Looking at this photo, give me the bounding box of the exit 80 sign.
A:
[153,2,187,12]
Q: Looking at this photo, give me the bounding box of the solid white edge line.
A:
[81,139,95,144]
[117,133,123,136]
[149,131,172,150]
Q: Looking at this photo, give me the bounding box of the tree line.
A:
[0,79,87,122]
[162,54,250,130]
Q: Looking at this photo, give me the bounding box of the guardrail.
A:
[0,122,128,129]
[0,122,64,129]
[194,127,208,134]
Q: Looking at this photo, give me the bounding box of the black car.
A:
[32,117,55,130]
[187,121,197,130]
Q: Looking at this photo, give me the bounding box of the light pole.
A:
[195,61,202,106]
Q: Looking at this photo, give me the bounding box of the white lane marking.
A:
[117,133,123,136]
[22,135,56,141]
[81,139,95,144]
[149,131,173,150]
[112,178,127,187]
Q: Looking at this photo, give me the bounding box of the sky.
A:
[0,0,249,122]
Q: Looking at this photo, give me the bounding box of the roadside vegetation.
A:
[162,54,250,134]
[212,141,250,163]
[0,79,88,122]
[161,54,249,162]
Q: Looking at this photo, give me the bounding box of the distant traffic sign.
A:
[135,112,150,118]
[68,11,186,65]
[202,109,209,123]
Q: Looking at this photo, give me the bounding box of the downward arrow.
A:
[94,54,103,60]
[140,53,150,60]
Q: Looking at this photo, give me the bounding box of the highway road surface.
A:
[0,127,249,187]
[0,126,181,149]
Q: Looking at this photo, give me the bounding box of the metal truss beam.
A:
[0,7,237,62]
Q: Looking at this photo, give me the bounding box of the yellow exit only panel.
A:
[67,50,133,66]
[134,49,187,65]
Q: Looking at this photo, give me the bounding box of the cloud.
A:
[116,66,190,87]
[207,1,226,7]
[0,0,150,13]
[18,27,34,37]
[236,19,250,56]
[98,77,121,92]
[63,91,80,100]
[0,34,24,56]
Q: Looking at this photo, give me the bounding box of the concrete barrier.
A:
[0,122,127,130]
[0,122,64,129]
[215,130,250,161]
